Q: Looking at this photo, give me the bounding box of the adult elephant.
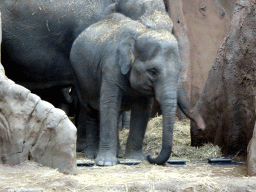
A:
[0,0,116,95]
[70,13,183,166]
[0,0,116,152]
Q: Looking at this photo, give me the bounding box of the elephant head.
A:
[116,0,173,32]
[118,29,183,164]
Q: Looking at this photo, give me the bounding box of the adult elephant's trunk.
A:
[147,81,177,165]
[177,78,205,130]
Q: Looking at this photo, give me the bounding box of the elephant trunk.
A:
[147,82,177,165]
[177,78,205,130]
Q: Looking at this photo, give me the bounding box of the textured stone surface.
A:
[0,70,77,174]
[191,0,256,157]
[169,0,236,105]
[248,122,256,176]
[0,13,77,174]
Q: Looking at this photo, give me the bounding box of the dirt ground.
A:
[0,160,255,192]
[0,118,255,192]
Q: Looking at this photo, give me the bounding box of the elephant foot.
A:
[125,151,145,160]
[122,123,130,130]
[96,151,117,166]
[117,147,123,158]
[84,147,98,159]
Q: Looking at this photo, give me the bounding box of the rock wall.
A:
[167,0,236,105]
[185,0,237,105]
[191,0,256,157]
[0,12,77,174]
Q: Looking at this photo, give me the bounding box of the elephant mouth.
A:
[136,87,154,96]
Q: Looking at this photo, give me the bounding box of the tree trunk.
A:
[191,0,256,159]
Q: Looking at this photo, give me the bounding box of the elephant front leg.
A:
[125,97,153,160]
[96,85,122,166]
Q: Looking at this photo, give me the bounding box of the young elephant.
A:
[72,0,205,155]
[116,0,205,130]
[70,13,183,166]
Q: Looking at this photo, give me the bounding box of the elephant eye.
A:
[146,68,157,79]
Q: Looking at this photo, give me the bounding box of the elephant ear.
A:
[118,36,136,75]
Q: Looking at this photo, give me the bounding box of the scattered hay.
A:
[71,116,224,190]
[0,159,248,192]
[120,115,223,161]
[0,117,247,192]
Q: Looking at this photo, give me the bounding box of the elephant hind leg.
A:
[117,128,123,158]
[78,103,99,159]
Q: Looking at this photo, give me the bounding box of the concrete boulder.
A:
[0,70,77,174]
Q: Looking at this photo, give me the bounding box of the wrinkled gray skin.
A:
[70,13,183,166]
[0,0,204,160]
[0,0,115,153]
[1,0,116,90]
[0,0,117,121]
[116,0,172,129]
[76,0,205,156]
[116,0,204,131]
[0,0,173,154]
[77,0,175,152]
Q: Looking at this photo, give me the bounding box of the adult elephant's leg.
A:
[125,97,153,160]
[84,105,100,159]
[117,111,130,130]
[117,126,123,158]
[117,112,124,158]
[96,84,122,166]
[57,87,72,115]
[117,113,123,130]
[76,103,99,159]
[76,104,87,152]
[122,111,131,129]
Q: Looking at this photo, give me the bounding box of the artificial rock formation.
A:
[183,0,237,106]
[191,0,256,157]
[0,72,77,174]
[0,13,77,174]
[164,0,236,119]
